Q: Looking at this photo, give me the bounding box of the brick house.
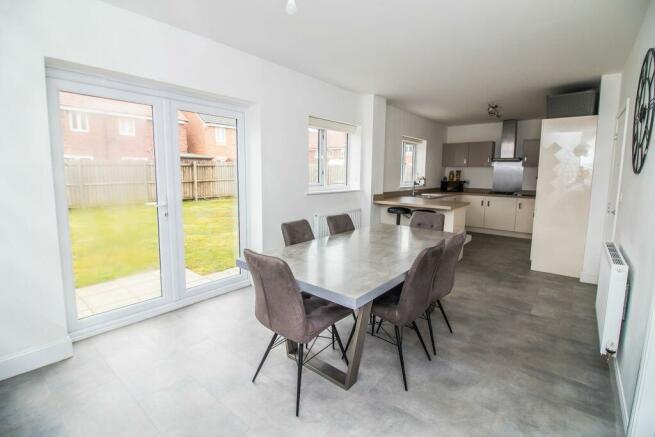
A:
[59,93,236,162]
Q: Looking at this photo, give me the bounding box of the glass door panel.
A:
[176,110,240,289]
[57,91,164,318]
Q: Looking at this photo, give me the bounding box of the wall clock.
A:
[633,47,655,174]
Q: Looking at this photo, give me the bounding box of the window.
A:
[308,117,356,190]
[68,110,89,132]
[400,138,426,187]
[400,140,417,186]
[118,117,136,136]
[215,127,226,144]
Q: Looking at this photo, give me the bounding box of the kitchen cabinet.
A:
[515,198,535,233]
[461,195,486,227]
[467,141,494,167]
[522,139,540,167]
[442,142,469,167]
[483,197,517,231]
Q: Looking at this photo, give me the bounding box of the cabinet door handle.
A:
[487,156,491,163]
[480,200,484,206]
[524,156,527,162]
[518,202,522,209]
[487,200,490,207]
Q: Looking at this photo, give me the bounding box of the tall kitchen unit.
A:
[530,116,598,278]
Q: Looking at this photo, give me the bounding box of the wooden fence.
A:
[65,160,235,208]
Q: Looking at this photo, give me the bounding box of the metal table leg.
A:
[285,302,372,390]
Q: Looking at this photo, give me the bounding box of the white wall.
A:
[445,119,542,190]
[580,73,622,284]
[613,0,655,431]
[0,0,377,379]
[383,105,446,191]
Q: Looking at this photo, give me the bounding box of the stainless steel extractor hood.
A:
[493,119,522,162]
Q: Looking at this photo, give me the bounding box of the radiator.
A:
[595,242,629,356]
[313,208,361,238]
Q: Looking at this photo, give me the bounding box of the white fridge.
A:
[530,115,598,278]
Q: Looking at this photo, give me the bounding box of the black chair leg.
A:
[252,333,278,383]
[412,321,432,361]
[394,326,408,391]
[371,315,376,335]
[332,328,335,349]
[332,324,349,366]
[351,310,357,322]
[296,342,304,417]
[438,300,453,334]
[375,317,383,333]
[425,310,436,356]
[345,324,355,352]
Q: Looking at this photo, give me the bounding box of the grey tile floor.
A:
[1,233,622,436]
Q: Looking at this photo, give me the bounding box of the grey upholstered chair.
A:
[424,231,466,355]
[244,249,351,416]
[281,219,314,246]
[409,210,445,231]
[370,240,445,390]
[326,214,355,235]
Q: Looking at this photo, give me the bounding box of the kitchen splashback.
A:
[444,167,537,191]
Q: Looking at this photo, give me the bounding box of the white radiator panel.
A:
[313,209,361,238]
[596,242,629,356]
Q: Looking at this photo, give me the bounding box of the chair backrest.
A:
[430,232,466,303]
[326,214,355,235]
[396,240,445,324]
[409,211,445,231]
[281,219,314,246]
[243,249,307,342]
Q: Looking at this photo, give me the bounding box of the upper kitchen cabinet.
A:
[522,139,540,167]
[442,142,469,167]
[467,141,494,167]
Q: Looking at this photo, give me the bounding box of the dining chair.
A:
[409,210,445,231]
[281,219,314,246]
[371,240,445,390]
[326,214,355,235]
[424,231,466,355]
[244,249,351,416]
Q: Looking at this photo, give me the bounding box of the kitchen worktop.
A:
[373,188,536,201]
[373,196,469,211]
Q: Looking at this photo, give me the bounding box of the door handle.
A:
[155,202,169,217]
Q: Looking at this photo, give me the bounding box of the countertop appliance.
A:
[440,178,466,192]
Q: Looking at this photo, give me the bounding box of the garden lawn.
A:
[69,198,238,288]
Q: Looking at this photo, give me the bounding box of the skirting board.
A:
[612,358,629,433]
[0,336,73,381]
[466,227,532,240]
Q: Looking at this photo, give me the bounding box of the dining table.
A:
[236,223,453,390]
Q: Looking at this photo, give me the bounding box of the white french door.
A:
[47,69,248,337]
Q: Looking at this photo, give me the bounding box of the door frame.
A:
[46,67,250,340]
[604,99,630,242]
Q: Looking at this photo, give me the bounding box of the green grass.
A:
[69,198,238,288]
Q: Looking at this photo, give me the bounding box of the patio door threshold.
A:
[69,278,251,342]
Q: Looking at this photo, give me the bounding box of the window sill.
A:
[306,188,361,195]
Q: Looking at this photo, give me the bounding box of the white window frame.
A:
[68,110,89,132]
[46,67,249,340]
[118,117,136,136]
[400,139,418,187]
[215,126,226,144]
[308,126,349,191]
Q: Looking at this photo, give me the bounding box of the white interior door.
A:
[603,99,630,242]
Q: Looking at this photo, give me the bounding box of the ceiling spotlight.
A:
[286,0,297,15]
[487,103,501,118]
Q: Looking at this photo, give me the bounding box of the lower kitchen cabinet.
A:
[514,198,535,233]
[483,197,517,231]
[461,195,485,228]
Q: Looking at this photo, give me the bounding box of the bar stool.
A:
[387,207,411,225]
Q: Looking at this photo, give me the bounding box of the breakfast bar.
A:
[373,195,469,233]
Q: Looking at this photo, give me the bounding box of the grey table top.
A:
[237,224,453,310]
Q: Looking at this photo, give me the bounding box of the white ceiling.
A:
[101,0,648,124]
